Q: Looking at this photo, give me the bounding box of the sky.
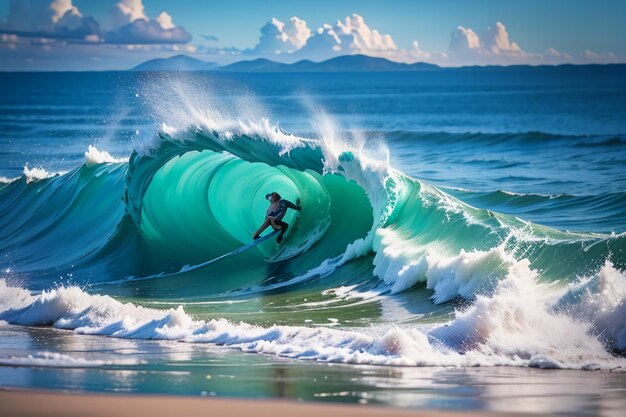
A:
[0,0,624,71]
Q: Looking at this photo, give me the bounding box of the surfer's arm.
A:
[282,199,301,211]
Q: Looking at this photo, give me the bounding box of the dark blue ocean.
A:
[0,68,625,414]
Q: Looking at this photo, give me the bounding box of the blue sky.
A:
[0,0,624,70]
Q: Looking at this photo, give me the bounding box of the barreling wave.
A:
[1,123,625,291]
[0,116,625,368]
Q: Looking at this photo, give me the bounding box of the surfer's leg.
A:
[276,220,289,243]
[269,217,282,231]
[253,219,271,239]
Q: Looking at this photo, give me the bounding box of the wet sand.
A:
[0,389,532,417]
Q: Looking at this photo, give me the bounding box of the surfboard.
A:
[99,231,280,285]
[178,230,279,273]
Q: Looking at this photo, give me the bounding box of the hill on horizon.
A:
[131,55,218,72]
[130,54,626,73]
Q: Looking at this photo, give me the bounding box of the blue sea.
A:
[1,68,625,415]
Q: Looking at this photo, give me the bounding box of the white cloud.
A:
[104,19,191,44]
[283,17,311,49]
[446,21,533,65]
[3,0,70,32]
[449,26,480,56]
[295,14,399,61]
[156,12,175,31]
[104,1,191,44]
[1,0,100,39]
[1,8,624,69]
[248,17,312,54]
[409,40,431,60]
[244,14,410,62]
[441,22,625,66]
[110,0,147,29]
[582,49,618,63]
[335,14,397,52]
[485,22,521,53]
[221,15,624,66]
[0,0,190,45]
[50,0,77,24]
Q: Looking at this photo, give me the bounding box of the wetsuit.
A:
[266,197,299,220]
[265,195,299,242]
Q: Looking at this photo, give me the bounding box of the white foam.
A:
[84,145,128,166]
[137,76,309,156]
[0,176,19,184]
[22,164,63,183]
[556,260,626,350]
[0,279,32,310]
[430,261,617,369]
[0,351,142,368]
[372,227,521,302]
[0,274,622,370]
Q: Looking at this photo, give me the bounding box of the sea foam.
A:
[1,261,623,370]
[84,145,128,166]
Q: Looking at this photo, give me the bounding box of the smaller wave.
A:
[571,137,626,148]
[22,164,65,183]
[7,146,126,186]
[496,189,572,199]
[84,145,128,166]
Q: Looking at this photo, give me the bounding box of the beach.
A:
[0,389,539,417]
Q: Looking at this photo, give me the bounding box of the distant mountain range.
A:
[218,55,440,72]
[131,54,625,73]
[132,54,440,72]
[131,55,218,71]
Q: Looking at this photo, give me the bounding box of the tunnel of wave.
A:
[138,150,374,276]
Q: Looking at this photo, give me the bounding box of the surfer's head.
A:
[265,192,281,202]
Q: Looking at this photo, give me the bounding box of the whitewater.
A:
[0,70,625,380]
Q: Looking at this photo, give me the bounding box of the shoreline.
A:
[0,389,531,417]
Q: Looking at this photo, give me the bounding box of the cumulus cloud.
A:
[3,0,70,32]
[232,14,624,66]
[294,14,400,61]
[248,17,312,54]
[445,21,538,65]
[243,13,437,64]
[104,1,191,44]
[0,0,190,45]
[409,40,431,61]
[105,15,191,44]
[335,14,397,52]
[110,0,147,29]
[1,0,100,40]
[485,22,521,53]
[449,26,480,53]
[1,8,623,70]
[442,21,626,66]
[582,49,619,63]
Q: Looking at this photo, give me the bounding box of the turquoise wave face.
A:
[0,126,624,297]
[136,148,374,292]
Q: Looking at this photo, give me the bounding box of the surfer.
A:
[253,192,301,243]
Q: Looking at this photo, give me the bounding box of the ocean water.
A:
[1,68,626,414]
